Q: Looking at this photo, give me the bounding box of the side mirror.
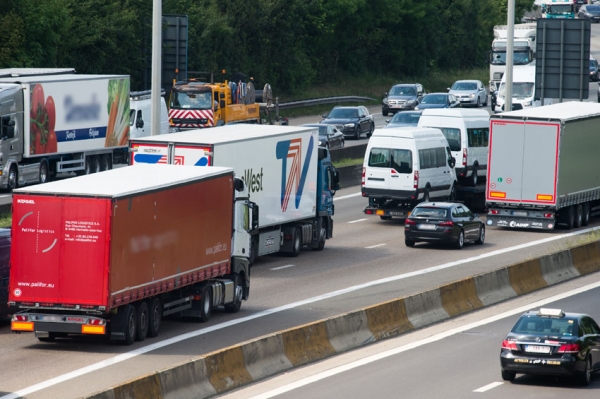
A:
[136,118,144,128]
[385,119,390,123]
[330,167,340,192]
[447,87,451,92]
[1,119,15,139]
[384,92,388,97]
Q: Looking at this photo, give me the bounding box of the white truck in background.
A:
[489,24,537,94]
[486,102,600,230]
[130,90,169,138]
[0,69,130,190]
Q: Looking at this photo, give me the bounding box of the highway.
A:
[1,22,600,399]
[219,273,600,399]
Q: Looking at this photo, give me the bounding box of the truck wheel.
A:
[134,301,149,341]
[39,161,49,184]
[92,156,101,173]
[225,274,243,313]
[291,228,302,257]
[564,206,575,229]
[84,157,93,175]
[7,165,17,191]
[100,154,112,171]
[199,286,212,322]
[122,304,137,345]
[582,202,591,226]
[312,226,326,251]
[146,297,162,338]
[575,204,583,228]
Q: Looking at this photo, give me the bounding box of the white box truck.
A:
[129,125,340,260]
[486,102,600,230]
[0,70,130,190]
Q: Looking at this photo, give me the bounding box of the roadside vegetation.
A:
[0,213,11,228]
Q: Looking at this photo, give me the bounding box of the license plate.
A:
[418,224,436,230]
[389,211,405,216]
[512,211,527,217]
[525,345,551,354]
[39,315,62,322]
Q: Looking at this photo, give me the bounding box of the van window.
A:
[436,128,461,152]
[368,148,413,174]
[418,147,446,169]
[467,128,489,147]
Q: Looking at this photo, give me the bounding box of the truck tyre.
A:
[225,274,243,313]
[312,226,326,251]
[146,297,162,338]
[575,204,583,228]
[100,154,112,171]
[84,157,93,175]
[564,206,575,229]
[123,304,137,345]
[199,286,212,322]
[582,202,591,226]
[134,301,149,341]
[7,165,17,191]
[454,230,464,249]
[92,156,101,173]
[39,161,49,184]
[291,228,302,257]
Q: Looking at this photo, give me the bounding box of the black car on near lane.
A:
[301,123,345,150]
[404,202,484,249]
[500,308,600,386]
[320,106,375,140]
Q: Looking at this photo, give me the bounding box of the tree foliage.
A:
[1,0,536,92]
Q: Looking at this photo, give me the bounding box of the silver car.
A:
[448,80,488,108]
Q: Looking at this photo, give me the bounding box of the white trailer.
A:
[0,71,130,190]
[489,24,537,93]
[486,102,600,230]
[129,124,339,260]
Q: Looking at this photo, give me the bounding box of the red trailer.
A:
[9,164,256,344]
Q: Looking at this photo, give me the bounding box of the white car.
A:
[448,80,488,108]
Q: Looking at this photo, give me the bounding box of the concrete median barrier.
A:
[85,240,600,399]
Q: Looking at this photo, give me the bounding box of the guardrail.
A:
[272,96,376,110]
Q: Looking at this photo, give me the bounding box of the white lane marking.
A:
[348,218,367,224]
[271,265,295,271]
[333,192,362,201]
[4,225,600,399]
[473,382,504,393]
[365,244,386,249]
[246,279,600,399]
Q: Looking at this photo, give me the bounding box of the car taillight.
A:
[413,171,419,189]
[361,167,365,187]
[12,314,28,322]
[501,340,518,350]
[490,209,500,215]
[405,219,416,226]
[462,148,467,167]
[557,343,580,353]
[438,221,454,227]
[543,213,553,218]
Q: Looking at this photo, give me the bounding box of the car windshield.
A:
[411,207,447,218]
[549,5,572,13]
[421,95,447,104]
[451,82,476,91]
[511,316,577,337]
[328,108,358,119]
[170,91,213,110]
[498,82,534,98]
[390,112,421,124]
[390,86,416,96]
[491,50,531,66]
[590,60,598,69]
[368,148,412,173]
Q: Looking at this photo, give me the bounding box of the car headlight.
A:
[383,98,389,105]
[344,123,355,128]
[469,94,475,98]
[318,140,324,146]
[523,101,532,106]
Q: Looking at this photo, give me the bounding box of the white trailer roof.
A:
[421,108,490,118]
[0,74,127,84]
[13,164,233,198]
[493,101,600,122]
[372,126,444,139]
[133,124,317,145]
[0,68,76,78]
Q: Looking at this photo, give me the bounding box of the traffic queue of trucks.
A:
[9,164,258,343]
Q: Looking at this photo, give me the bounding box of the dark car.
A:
[0,228,11,319]
[320,106,375,140]
[382,83,425,116]
[301,123,345,150]
[590,58,599,82]
[415,93,460,110]
[383,111,422,128]
[578,4,600,21]
[500,308,600,386]
[404,202,484,249]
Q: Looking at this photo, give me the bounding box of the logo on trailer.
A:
[276,137,314,212]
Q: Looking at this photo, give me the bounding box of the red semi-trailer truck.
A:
[9,164,257,344]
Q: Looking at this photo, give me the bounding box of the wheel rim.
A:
[40,163,48,183]
[234,283,243,303]
[459,232,464,247]
[480,228,485,243]
[140,309,148,333]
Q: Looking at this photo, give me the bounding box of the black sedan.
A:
[404,202,484,249]
[320,106,375,140]
[500,308,600,386]
[301,123,345,150]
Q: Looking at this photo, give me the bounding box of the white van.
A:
[417,108,489,186]
[495,65,541,113]
[362,127,457,207]
[130,90,169,138]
